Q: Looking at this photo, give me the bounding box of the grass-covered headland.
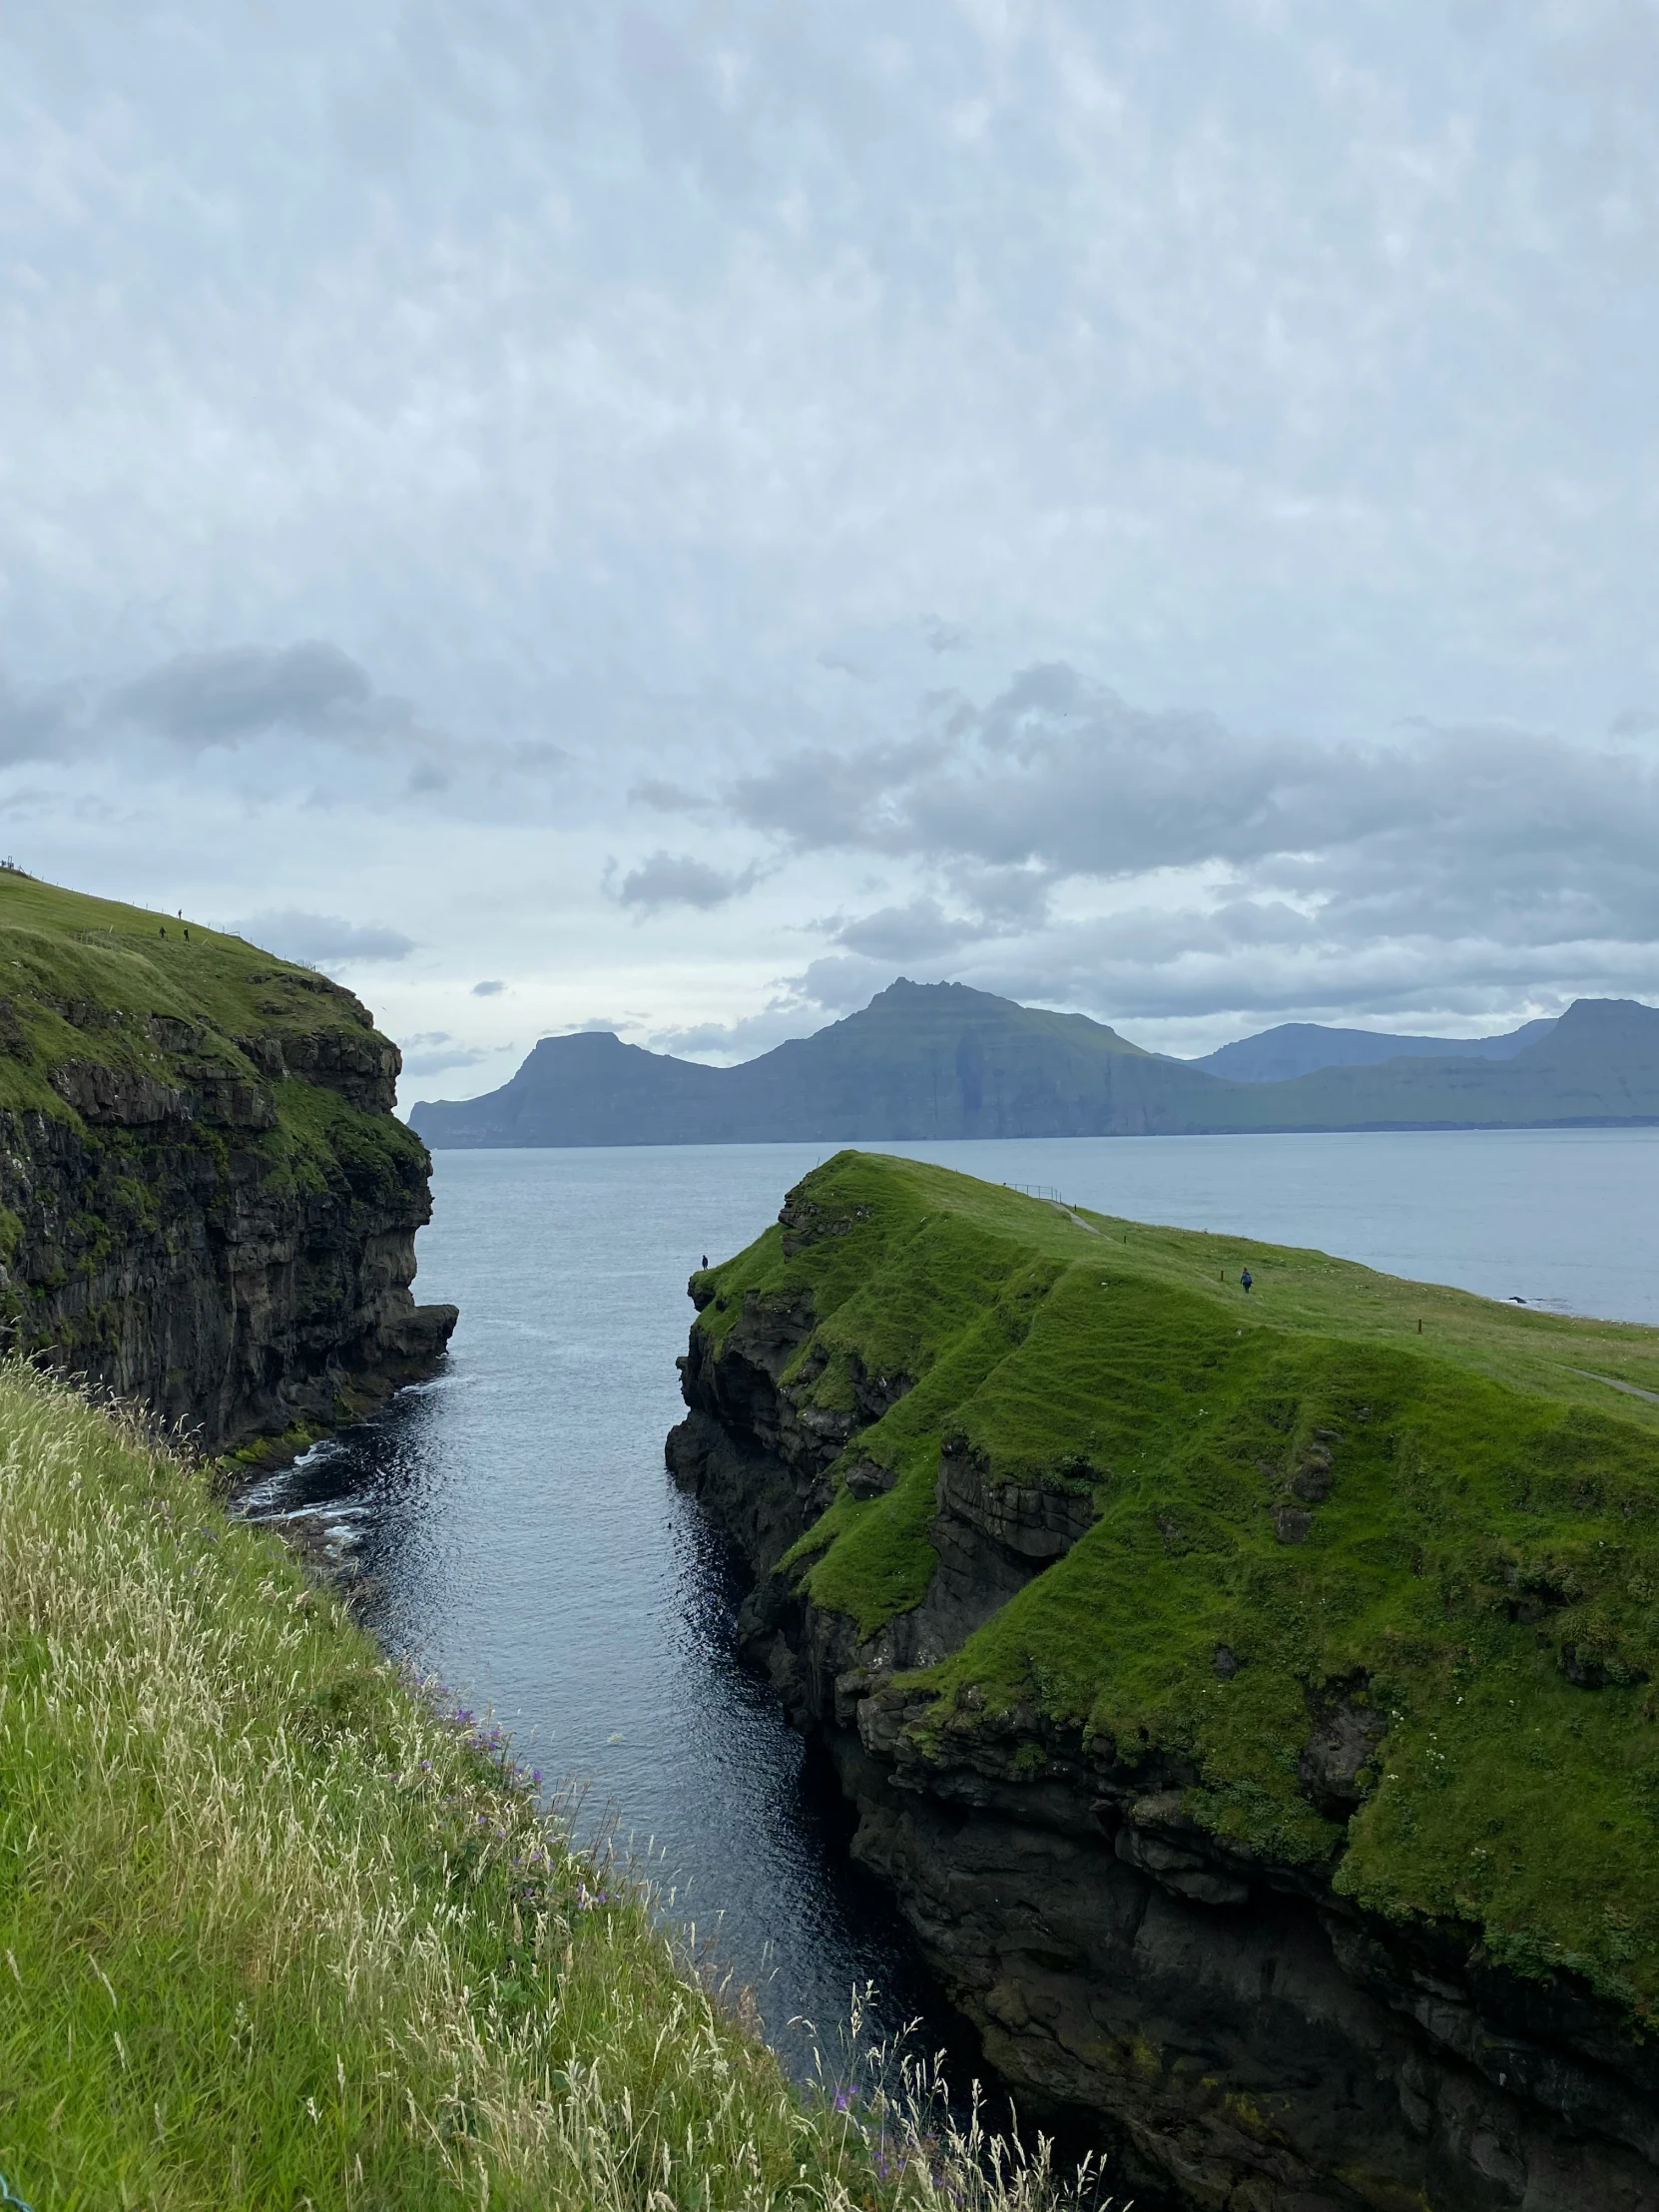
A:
[0,865,454,1461]
[0,1363,1088,2211]
[694,1151,1659,2022]
[0,864,426,1221]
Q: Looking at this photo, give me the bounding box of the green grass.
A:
[0,1362,1096,2211]
[697,1150,1659,2020]
[0,868,371,1109]
[0,869,432,1380]
[0,865,427,1183]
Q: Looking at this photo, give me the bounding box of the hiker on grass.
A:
[1240,1268,1253,1294]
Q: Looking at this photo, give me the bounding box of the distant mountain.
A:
[409,982,1659,1148]
[1189,1017,1557,1083]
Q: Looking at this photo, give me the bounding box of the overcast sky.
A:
[4,1,1658,1095]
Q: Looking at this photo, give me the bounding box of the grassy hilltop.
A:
[695,1152,1659,2018]
[0,863,425,1206]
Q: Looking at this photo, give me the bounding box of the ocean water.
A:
[239,1126,1659,2071]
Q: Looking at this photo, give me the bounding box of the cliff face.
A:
[667,1156,1659,2212]
[0,871,455,1454]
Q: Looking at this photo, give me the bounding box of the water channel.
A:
[240,1126,1659,2074]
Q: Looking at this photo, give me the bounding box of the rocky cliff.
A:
[0,869,455,1454]
[668,1154,1659,2212]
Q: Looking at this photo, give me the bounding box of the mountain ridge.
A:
[1189,1014,1557,1082]
[409,980,1659,1147]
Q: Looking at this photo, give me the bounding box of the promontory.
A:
[0,866,455,1453]
[672,1150,1659,2210]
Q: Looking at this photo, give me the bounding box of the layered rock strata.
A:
[0,926,455,1454]
[669,1282,1659,2212]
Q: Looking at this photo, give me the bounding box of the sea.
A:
[239,1126,1659,2076]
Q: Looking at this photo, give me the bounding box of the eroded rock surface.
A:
[1,998,454,1455]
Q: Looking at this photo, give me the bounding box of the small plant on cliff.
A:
[0,1363,1110,2211]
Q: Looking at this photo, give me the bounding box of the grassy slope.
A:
[0,1364,1055,2212]
[698,1152,1659,2018]
[0,864,422,1161]
[0,869,431,1366]
[2,868,372,1090]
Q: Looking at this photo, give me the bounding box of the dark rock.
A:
[4,1026,454,1456]
[1561,1644,1650,1690]
[0,995,32,1061]
[778,1189,874,1257]
[1299,1693,1386,1819]
[849,1353,912,1423]
[50,1060,192,1126]
[1289,1446,1334,1502]
[843,1457,897,1499]
[667,1241,1659,2212]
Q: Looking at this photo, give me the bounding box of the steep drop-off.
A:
[0,868,454,1453]
[669,1152,1659,2211]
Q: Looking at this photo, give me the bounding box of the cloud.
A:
[793,954,901,1013]
[729,737,945,850]
[630,778,708,814]
[688,660,1659,1038]
[471,978,506,996]
[818,649,871,680]
[230,909,416,964]
[614,850,762,913]
[0,672,77,766]
[728,664,1659,953]
[826,896,996,962]
[400,1036,503,1078]
[649,1005,820,1062]
[7,3,1659,1052]
[105,642,395,749]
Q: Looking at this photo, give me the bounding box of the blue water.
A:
[240,1126,1659,2068]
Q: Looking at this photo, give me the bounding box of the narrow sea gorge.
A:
[239,1125,1659,2088]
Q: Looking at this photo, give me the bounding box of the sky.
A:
[3,1,1659,1099]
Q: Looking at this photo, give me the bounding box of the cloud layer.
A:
[229,910,416,967]
[3,3,1659,1078]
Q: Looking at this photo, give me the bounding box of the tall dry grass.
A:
[0,1364,1117,2209]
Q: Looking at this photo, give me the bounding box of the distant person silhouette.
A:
[702,1254,708,1268]
[1240,1268,1253,1294]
